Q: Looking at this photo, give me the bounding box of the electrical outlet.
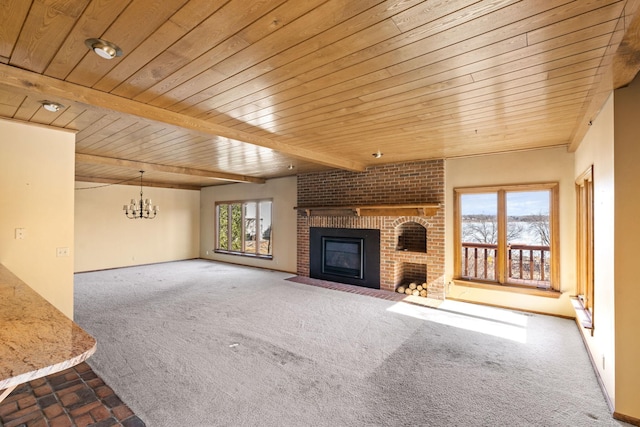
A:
[56,247,70,257]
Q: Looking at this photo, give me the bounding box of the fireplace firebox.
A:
[323,237,363,279]
[310,228,380,289]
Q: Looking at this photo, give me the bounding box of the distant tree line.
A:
[462,214,549,246]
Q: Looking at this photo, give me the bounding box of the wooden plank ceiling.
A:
[2,0,640,189]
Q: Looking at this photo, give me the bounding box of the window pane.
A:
[506,190,550,285]
[461,193,498,243]
[218,204,228,250]
[259,201,272,255]
[230,204,242,251]
[460,193,497,281]
[244,202,257,253]
[506,191,550,245]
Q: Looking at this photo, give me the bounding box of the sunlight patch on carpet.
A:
[386,301,528,343]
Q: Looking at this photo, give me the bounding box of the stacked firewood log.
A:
[396,282,428,297]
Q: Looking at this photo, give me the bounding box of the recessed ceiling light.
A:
[287,164,295,170]
[85,38,123,59]
[372,150,383,158]
[40,101,65,112]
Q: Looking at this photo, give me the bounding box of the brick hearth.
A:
[297,160,445,299]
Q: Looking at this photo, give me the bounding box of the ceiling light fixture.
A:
[123,171,159,219]
[372,150,383,158]
[287,164,295,170]
[40,101,65,112]
[85,38,123,59]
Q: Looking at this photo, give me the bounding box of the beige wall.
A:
[574,94,616,406]
[612,78,640,420]
[445,146,576,317]
[200,177,297,273]
[573,81,640,420]
[0,119,75,318]
[74,181,200,272]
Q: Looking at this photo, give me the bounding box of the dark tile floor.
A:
[0,362,144,427]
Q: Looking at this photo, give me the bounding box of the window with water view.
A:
[455,184,558,290]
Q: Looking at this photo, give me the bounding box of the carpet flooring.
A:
[74,259,623,427]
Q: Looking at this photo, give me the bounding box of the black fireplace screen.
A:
[309,227,380,289]
[322,237,363,279]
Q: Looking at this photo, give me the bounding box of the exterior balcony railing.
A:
[461,242,551,288]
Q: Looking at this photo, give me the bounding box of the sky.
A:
[461,190,550,216]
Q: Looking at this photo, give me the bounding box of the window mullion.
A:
[497,190,507,284]
[228,204,233,251]
[241,203,246,254]
[255,202,261,255]
[227,205,232,251]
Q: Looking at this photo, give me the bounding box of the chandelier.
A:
[123,171,159,219]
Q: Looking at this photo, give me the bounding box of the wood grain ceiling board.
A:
[225,7,618,136]
[211,0,566,121]
[1,0,640,188]
[119,0,323,102]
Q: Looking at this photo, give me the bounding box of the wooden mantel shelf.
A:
[295,204,440,217]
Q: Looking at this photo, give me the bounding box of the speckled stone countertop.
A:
[0,264,96,391]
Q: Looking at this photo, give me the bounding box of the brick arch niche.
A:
[393,219,428,288]
[395,219,427,252]
[388,217,444,299]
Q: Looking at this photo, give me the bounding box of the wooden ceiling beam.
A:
[0,64,366,172]
[75,176,202,191]
[76,153,266,184]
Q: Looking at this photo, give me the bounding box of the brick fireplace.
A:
[296,160,445,299]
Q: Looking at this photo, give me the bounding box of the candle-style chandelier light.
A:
[123,171,159,219]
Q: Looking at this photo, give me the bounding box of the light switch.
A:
[15,228,25,240]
